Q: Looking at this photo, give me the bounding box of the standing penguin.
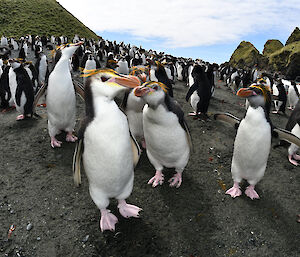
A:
[185,65,212,120]
[272,80,287,114]
[46,42,83,148]
[149,61,173,97]
[35,52,49,86]
[8,59,34,120]
[73,69,142,232]
[134,81,192,187]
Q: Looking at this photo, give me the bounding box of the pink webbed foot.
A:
[188,112,197,116]
[16,114,25,120]
[118,200,142,218]
[226,182,242,198]
[272,110,279,114]
[168,172,182,188]
[66,133,78,142]
[100,209,118,232]
[148,170,164,187]
[289,155,298,166]
[293,153,300,161]
[51,137,62,148]
[245,185,260,200]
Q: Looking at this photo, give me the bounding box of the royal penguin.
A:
[73,69,142,232]
[287,80,300,110]
[186,65,212,120]
[121,67,147,148]
[8,59,34,120]
[0,65,11,109]
[35,52,49,86]
[134,81,192,188]
[149,61,173,97]
[272,79,287,114]
[225,84,273,199]
[116,58,129,75]
[46,42,83,148]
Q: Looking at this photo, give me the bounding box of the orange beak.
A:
[74,41,84,46]
[114,75,141,89]
[134,86,150,97]
[237,88,256,98]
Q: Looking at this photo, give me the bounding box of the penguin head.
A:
[60,41,84,58]
[134,81,168,107]
[8,59,22,69]
[83,69,140,99]
[237,84,271,110]
[130,67,147,83]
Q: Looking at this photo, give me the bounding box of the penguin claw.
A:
[148,171,164,187]
[168,173,182,188]
[289,155,299,166]
[16,114,25,120]
[51,137,62,148]
[225,186,242,198]
[245,185,260,200]
[118,200,142,218]
[292,154,300,161]
[66,134,78,142]
[100,209,118,232]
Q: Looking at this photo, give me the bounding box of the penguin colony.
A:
[1,33,300,234]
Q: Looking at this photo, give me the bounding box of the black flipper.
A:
[214,112,241,129]
[185,83,198,102]
[130,133,141,167]
[273,128,300,147]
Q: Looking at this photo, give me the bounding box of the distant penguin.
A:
[272,80,287,114]
[18,47,26,60]
[1,36,8,46]
[35,52,49,86]
[185,65,212,120]
[134,81,192,187]
[73,69,142,232]
[8,59,34,120]
[0,65,11,108]
[71,53,80,72]
[116,58,129,75]
[46,42,83,148]
[24,62,38,92]
[287,81,300,110]
[285,100,300,165]
[225,84,272,199]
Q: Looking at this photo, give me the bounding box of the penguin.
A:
[73,69,142,232]
[185,65,212,120]
[149,61,173,97]
[0,65,11,108]
[284,101,300,165]
[134,81,192,188]
[23,62,38,92]
[121,68,148,148]
[272,80,287,114]
[46,42,83,148]
[35,52,49,86]
[225,84,274,199]
[71,53,80,72]
[8,59,34,120]
[1,36,8,46]
[116,58,129,75]
[287,80,300,110]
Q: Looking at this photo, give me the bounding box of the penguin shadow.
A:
[8,116,39,130]
[86,204,169,257]
[152,169,218,256]
[238,183,300,251]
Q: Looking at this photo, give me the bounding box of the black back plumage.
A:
[186,65,212,114]
[13,65,34,116]
[286,101,300,131]
[0,66,10,108]
[155,62,173,97]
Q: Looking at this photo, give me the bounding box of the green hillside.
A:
[0,0,97,39]
[263,39,283,56]
[229,41,264,68]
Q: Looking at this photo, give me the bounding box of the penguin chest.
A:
[83,104,134,195]
[143,105,189,167]
[191,92,200,112]
[232,107,271,179]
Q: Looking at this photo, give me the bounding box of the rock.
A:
[82,235,89,243]
[26,223,33,231]
[286,27,300,46]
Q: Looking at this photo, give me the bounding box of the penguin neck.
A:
[55,56,71,72]
[93,95,118,117]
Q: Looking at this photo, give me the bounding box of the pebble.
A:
[82,235,89,243]
[36,237,41,241]
[26,223,33,231]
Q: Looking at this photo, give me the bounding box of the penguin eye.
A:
[153,85,158,90]
[66,44,70,47]
[101,76,109,82]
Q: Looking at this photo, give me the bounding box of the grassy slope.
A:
[229,41,262,68]
[263,39,283,56]
[0,0,97,39]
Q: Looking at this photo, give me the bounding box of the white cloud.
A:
[58,0,300,48]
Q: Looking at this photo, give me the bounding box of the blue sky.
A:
[59,0,300,64]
